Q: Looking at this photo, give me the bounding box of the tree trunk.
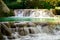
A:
[0,0,14,17]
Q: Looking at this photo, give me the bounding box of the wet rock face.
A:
[1,26,12,36]
[0,23,12,36]
[55,10,60,15]
[55,25,60,31]
[27,22,36,27]
[29,28,35,34]
[9,22,16,28]
[17,24,26,27]
[18,28,28,36]
[18,27,36,36]
[0,26,3,40]
[0,22,60,38]
[0,33,3,40]
[14,22,27,28]
[2,22,10,28]
[14,22,36,27]
[40,23,49,27]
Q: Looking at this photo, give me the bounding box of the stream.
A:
[1,9,60,40]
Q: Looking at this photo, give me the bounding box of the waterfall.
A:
[1,9,60,40]
[14,9,24,17]
[14,9,54,17]
[36,25,43,33]
[3,35,9,40]
[2,22,60,40]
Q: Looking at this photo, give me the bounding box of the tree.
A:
[0,0,14,17]
[45,0,58,6]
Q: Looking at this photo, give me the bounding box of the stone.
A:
[29,28,35,34]
[1,23,12,36]
[18,28,28,36]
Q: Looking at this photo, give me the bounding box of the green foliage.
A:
[3,0,16,3]
[3,0,60,9]
[57,1,60,6]
[0,8,14,17]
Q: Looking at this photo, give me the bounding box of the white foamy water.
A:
[4,33,60,40]
[14,9,54,17]
[11,33,60,40]
[3,9,59,40]
[3,25,60,40]
[30,10,51,18]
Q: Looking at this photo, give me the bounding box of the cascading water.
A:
[2,22,60,40]
[14,9,54,17]
[2,9,60,40]
[30,10,51,17]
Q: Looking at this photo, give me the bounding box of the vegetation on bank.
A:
[3,0,60,9]
[0,0,14,17]
[0,0,60,17]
